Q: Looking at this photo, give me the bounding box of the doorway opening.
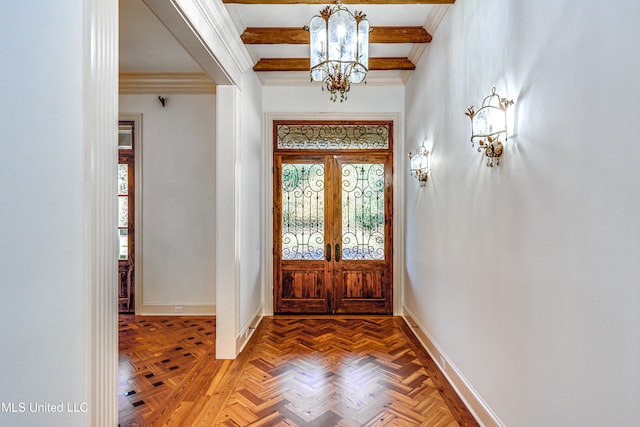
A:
[273,121,394,314]
[118,120,136,313]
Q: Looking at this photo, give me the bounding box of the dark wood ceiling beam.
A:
[373,26,432,43]
[369,57,416,70]
[242,28,308,44]
[241,26,432,44]
[253,57,415,72]
[225,0,453,4]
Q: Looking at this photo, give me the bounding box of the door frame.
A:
[263,113,405,315]
[119,113,143,314]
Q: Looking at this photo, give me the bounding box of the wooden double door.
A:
[274,153,393,314]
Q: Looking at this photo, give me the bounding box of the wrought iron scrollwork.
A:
[277,124,389,150]
[341,163,385,260]
[281,164,325,260]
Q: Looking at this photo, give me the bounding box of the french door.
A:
[274,153,393,314]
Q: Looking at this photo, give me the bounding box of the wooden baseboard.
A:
[139,304,216,316]
[402,306,505,427]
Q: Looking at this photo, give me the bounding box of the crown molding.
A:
[143,0,252,87]
[424,3,452,33]
[405,4,452,82]
[119,73,216,94]
[410,4,452,66]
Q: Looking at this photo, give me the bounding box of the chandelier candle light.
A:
[306,0,369,102]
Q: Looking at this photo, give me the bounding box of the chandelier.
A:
[306,0,369,102]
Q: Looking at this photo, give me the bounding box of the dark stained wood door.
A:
[274,153,392,314]
[274,155,332,313]
[332,155,393,314]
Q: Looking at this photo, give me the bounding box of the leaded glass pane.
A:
[119,229,128,260]
[118,164,128,195]
[118,196,128,228]
[281,163,325,260]
[277,124,389,150]
[341,163,384,260]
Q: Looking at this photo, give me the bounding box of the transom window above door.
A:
[275,121,392,151]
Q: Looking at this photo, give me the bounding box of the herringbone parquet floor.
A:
[119,315,479,427]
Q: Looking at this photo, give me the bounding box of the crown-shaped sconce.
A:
[465,87,514,167]
[408,143,431,187]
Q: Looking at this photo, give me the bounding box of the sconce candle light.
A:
[465,87,513,167]
[408,144,431,187]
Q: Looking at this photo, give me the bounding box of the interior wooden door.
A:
[273,153,393,314]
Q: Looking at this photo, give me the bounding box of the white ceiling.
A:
[119,0,452,85]
[119,0,203,73]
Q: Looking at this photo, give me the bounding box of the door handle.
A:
[335,243,341,262]
[326,243,331,262]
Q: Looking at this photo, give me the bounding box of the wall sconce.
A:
[408,144,431,187]
[465,87,514,167]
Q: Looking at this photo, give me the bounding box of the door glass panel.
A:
[281,163,325,260]
[119,229,128,260]
[341,163,385,260]
[118,196,129,228]
[118,164,128,195]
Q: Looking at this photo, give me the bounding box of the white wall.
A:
[404,1,640,426]
[238,72,265,331]
[215,71,265,358]
[0,0,118,425]
[119,94,216,314]
[0,3,88,424]
[263,84,404,114]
